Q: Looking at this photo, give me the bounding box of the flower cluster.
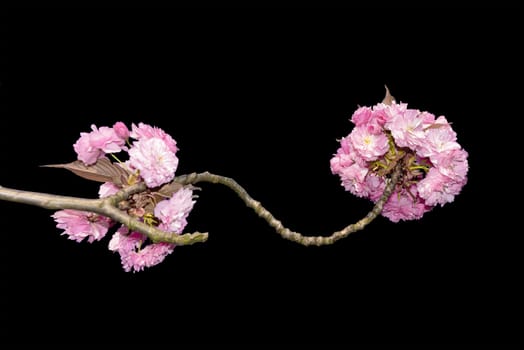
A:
[108,187,195,272]
[331,102,468,222]
[53,122,196,272]
[52,210,113,243]
[74,122,179,187]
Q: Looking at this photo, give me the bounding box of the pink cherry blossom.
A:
[124,242,176,273]
[331,100,468,222]
[108,226,139,252]
[351,105,388,134]
[128,137,179,188]
[108,186,197,272]
[330,154,352,175]
[349,126,389,161]
[417,117,461,157]
[154,187,196,233]
[52,209,113,243]
[108,226,175,273]
[73,124,127,165]
[330,135,362,175]
[381,187,430,222]
[130,122,178,154]
[339,163,370,198]
[73,131,105,165]
[384,108,426,149]
[98,182,121,198]
[417,168,465,206]
[88,124,126,153]
[378,102,408,127]
[419,111,437,128]
[431,149,469,181]
[113,121,130,140]
[365,174,387,202]
[331,138,356,171]
[351,106,373,127]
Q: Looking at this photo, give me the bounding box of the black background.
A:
[1,7,521,344]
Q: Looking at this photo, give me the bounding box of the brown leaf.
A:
[382,85,395,105]
[157,182,184,197]
[143,182,184,210]
[41,157,132,185]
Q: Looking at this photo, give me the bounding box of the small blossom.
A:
[381,186,430,222]
[108,226,175,273]
[417,168,466,206]
[330,154,351,175]
[52,209,112,243]
[349,126,389,161]
[365,174,387,202]
[130,122,178,154]
[339,163,369,198]
[113,121,130,140]
[123,242,175,273]
[108,186,197,272]
[128,137,179,188]
[351,106,373,127]
[356,104,389,134]
[417,117,461,157]
[98,182,121,198]
[384,108,426,149]
[88,124,126,153]
[73,131,105,165]
[73,124,127,165]
[154,187,196,233]
[431,149,469,181]
[419,111,437,128]
[108,226,139,252]
[331,135,368,172]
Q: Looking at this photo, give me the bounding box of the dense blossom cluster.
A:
[330,102,469,222]
[52,122,196,272]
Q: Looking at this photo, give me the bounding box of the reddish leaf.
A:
[382,85,395,105]
[142,183,199,213]
[157,182,183,198]
[42,157,132,185]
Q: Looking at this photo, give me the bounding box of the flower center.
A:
[368,131,432,194]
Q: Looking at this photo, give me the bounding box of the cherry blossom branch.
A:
[0,184,209,245]
[0,89,469,271]
[0,162,400,247]
[173,163,402,246]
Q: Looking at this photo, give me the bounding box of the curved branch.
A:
[0,184,208,245]
[1,163,400,247]
[174,163,402,246]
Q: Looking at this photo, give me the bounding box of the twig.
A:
[0,164,400,246]
[0,184,208,245]
[174,163,402,246]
